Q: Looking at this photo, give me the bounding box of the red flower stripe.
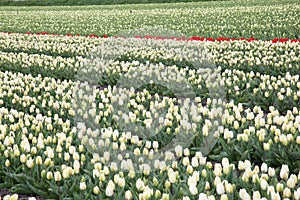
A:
[1,31,300,43]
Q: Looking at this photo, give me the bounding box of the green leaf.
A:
[10,184,32,194]
[26,180,50,198]
[0,183,12,188]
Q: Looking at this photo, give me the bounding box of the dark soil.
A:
[0,188,46,200]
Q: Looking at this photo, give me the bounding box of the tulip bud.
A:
[80,182,86,190]
[276,183,284,192]
[54,171,62,182]
[26,158,34,168]
[5,159,10,167]
[189,183,198,195]
[280,165,289,180]
[263,142,270,151]
[283,187,291,198]
[155,190,161,198]
[165,180,171,189]
[93,186,100,195]
[220,194,228,200]
[20,154,26,163]
[125,190,132,200]
[187,165,193,174]
[46,171,53,180]
[41,170,46,178]
[296,136,300,145]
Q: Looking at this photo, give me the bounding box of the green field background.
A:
[0,0,226,6]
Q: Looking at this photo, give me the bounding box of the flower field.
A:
[0,0,300,199]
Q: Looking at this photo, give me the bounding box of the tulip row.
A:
[0,33,299,78]
[0,50,83,80]
[0,70,74,118]
[1,55,298,115]
[76,41,300,113]
[119,39,300,76]
[209,40,300,76]
[221,69,300,113]
[0,32,102,57]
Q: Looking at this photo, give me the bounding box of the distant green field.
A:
[0,0,299,39]
[1,0,225,6]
